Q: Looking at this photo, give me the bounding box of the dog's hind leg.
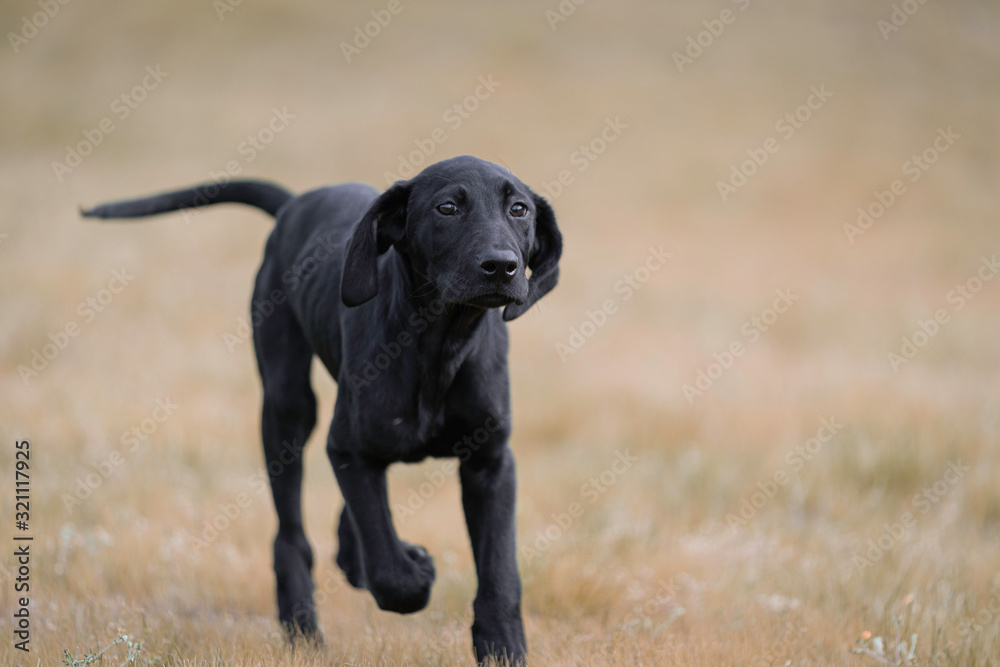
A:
[252,259,320,640]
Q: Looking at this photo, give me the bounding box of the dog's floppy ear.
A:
[341,182,410,308]
[504,194,563,321]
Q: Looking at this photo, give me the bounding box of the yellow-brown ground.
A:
[2,1,1000,664]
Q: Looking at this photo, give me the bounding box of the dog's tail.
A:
[81,180,293,220]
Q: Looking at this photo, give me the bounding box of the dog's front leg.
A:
[460,446,527,665]
[328,448,436,614]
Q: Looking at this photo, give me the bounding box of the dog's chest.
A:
[344,365,505,464]
[332,308,509,463]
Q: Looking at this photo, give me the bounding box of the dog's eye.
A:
[436,203,458,216]
[509,202,528,218]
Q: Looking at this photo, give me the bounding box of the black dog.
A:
[83,155,562,665]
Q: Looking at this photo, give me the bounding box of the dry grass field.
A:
[3,0,1000,664]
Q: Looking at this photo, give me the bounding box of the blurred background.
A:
[2,1,1000,664]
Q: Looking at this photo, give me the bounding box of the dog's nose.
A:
[480,250,519,283]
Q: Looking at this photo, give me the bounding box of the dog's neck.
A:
[391,252,491,440]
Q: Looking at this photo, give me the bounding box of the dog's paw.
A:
[274,532,320,636]
[472,622,527,666]
[368,542,436,614]
[402,541,436,583]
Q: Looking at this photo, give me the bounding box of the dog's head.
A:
[341,155,562,321]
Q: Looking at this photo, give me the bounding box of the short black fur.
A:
[82,155,563,665]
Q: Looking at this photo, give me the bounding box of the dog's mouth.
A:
[463,292,522,309]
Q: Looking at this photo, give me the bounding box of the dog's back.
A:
[269,182,378,271]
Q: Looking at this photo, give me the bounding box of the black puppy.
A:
[83,155,562,665]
